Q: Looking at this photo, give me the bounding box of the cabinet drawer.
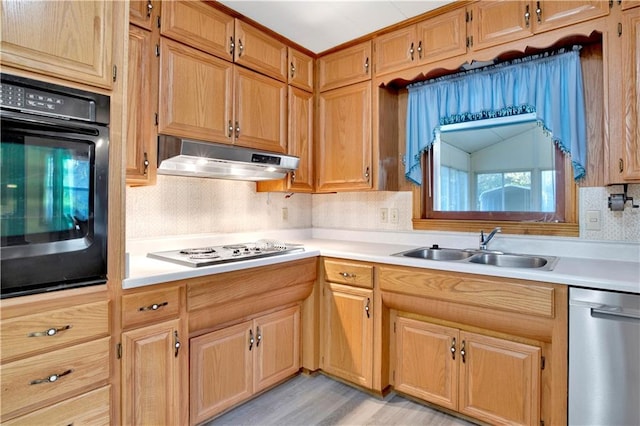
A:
[122,286,180,329]
[324,259,373,288]
[2,385,110,426]
[0,301,109,362]
[0,337,110,421]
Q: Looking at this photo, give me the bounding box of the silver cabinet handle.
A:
[365,298,371,318]
[339,272,356,278]
[591,307,640,321]
[364,57,369,74]
[143,152,149,175]
[364,166,370,182]
[174,330,181,357]
[235,121,240,138]
[417,40,423,59]
[238,39,244,57]
[256,326,262,347]
[536,1,542,23]
[249,329,255,351]
[460,340,466,363]
[146,0,153,17]
[229,37,235,56]
[30,369,73,385]
[139,301,168,311]
[525,4,531,28]
[409,42,414,61]
[228,120,233,138]
[28,325,72,337]
[450,337,456,360]
[290,62,296,78]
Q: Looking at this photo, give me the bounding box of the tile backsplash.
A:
[127,177,639,243]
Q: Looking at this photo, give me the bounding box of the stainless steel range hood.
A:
[157,136,299,181]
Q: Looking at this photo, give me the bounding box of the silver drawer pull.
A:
[339,272,356,279]
[28,325,72,337]
[30,369,73,385]
[139,301,168,311]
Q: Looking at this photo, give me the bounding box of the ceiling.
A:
[218,0,454,54]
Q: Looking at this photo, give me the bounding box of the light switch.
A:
[586,210,601,231]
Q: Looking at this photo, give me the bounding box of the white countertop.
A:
[124,229,640,294]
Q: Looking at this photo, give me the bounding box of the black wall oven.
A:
[1,74,110,298]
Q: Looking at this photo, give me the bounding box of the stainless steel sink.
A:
[392,246,558,271]
[400,247,475,261]
[467,253,551,269]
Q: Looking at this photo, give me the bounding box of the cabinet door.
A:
[130,0,159,31]
[288,48,314,92]
[318,41,371,91]
[234,66,287,153]
[158,37,233,144]
[234,20,288,82]
[190,321,253,425]
[394,318,458,411]
[322,283,373,388]
[458,331,540,426]
[254,306,300,392]
[160,0,234,61]
[126,25,159,185]
[374,26,417,76]
[287,87,314,192]
[622,0,640,10]
[416,7,467,65]
[0,0,113,89]
[622,8,640,180]
[470,1,533,51]
[317,81,372,192]
[534,1,609,33]
[121,320,183,426]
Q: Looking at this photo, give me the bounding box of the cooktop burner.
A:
[147,240,304,268]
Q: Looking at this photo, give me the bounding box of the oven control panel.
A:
[0,81,94,122]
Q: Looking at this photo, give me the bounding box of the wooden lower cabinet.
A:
[321,282,373,389]
[394,316,541,426]
[190,306,300,425]
[121,319,185,426]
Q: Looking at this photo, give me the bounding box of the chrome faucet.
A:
[479,227,502,250]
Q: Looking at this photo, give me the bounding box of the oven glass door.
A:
[0,113,108,297]
[1,137,93,247]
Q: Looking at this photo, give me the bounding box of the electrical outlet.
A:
[390,208,399,224]
[380,208,389,223]
[282,207,288,221]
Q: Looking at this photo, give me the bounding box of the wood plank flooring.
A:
[206,374,476,426]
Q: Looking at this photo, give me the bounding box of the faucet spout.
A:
[479,227,502,250]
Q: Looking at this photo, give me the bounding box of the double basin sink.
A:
[392,245,558,271]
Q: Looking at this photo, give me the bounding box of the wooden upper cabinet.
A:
[469,1,534,51]
[533,1,609,33]
[288,47,314,91]
[126,24,159,185]
[375,8,467,76]
[318,41,372,92]
[0,0,114,89]
[160,0,234,61]
[234,20,288,81]
[234,66,287,153]
[317,81,372,192]
[130,0,160,31]
[622,7,640,180]
[158,37,233,144]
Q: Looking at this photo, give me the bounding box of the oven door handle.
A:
[1,110,100,135]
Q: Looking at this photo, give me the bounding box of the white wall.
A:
[126,177,640,243]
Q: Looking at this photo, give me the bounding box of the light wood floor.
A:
[206,373,476,426]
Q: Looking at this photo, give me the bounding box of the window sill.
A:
[412,218,579,237]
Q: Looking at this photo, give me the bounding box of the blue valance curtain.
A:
[405,48,587,185]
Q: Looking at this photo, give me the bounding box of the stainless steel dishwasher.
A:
[569,287,640,426]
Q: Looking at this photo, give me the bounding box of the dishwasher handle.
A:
[591,306,640,321]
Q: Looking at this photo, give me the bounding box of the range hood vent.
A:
[157,136,299,181]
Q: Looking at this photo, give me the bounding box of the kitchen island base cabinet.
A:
[190,306,300,425]
[121,319,184,426]
[394,316,541,426]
